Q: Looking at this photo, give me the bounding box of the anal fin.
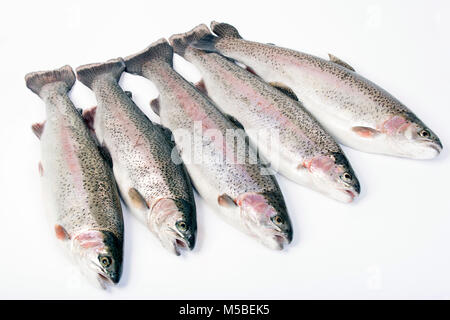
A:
[328,54,355,72]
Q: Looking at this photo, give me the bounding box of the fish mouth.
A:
[265,232,290,250]
[428,142,443,154]
[97,272,114,289]
[345,190,356,202]
[413,141,443,159]
[162,232,193,256]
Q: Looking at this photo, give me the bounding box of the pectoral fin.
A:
[55,224,70,240]
[328,54,355,72]
[125,91,132,98]
[128,188,149,210]
[269,82,299,101]
[352,126,380,138]
[218,194,237,208]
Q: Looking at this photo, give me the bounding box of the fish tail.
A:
[169,24,212,57]
[76,58,125,89]
[190,33,221,53]
[191,21,241,54]
[25,65,75,96]
[124,38,173,76]
[210,21,242,39]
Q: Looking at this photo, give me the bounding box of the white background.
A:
[1,0,449,299]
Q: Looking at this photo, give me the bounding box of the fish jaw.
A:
[262,233,291,251]
[148,198,196,255]
[399,140,442,160]
[159,232,193,256]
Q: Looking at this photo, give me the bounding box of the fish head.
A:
[72,230,123,288]
[305,153,360,203]
[392,118,442,159]
[236,192,292,250]
[148,198,196,255]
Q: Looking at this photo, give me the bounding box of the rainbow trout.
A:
[192,22,442,160]
[124,39,293,249]
[76,58,196,255]
[25,66,123,288]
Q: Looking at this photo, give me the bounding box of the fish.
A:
[75,58,196,255]
[192,22,443,160]
[169,25,360,203]
[25,65,124,288]
[124,39,293,250]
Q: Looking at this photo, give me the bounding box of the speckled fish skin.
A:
[124,39,293,250]
[170,25,360,203]
[76,59,196,255]
[25,66,123,289]
[191,22,443,160]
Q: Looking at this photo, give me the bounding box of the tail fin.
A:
[25,65,75,96]
[169,24,212,57]
[124,38,173,76]
[76,58,125,89]
[210,21,242,39]
[190,34,221,53]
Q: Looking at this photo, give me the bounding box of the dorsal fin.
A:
[328,54,355,72]
[269,82,299,101]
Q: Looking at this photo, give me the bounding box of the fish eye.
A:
[342,172,352,182]
[272,215,284,225]
[99,256,112,268]
[419,129,430,138]
[176,221,188,232]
